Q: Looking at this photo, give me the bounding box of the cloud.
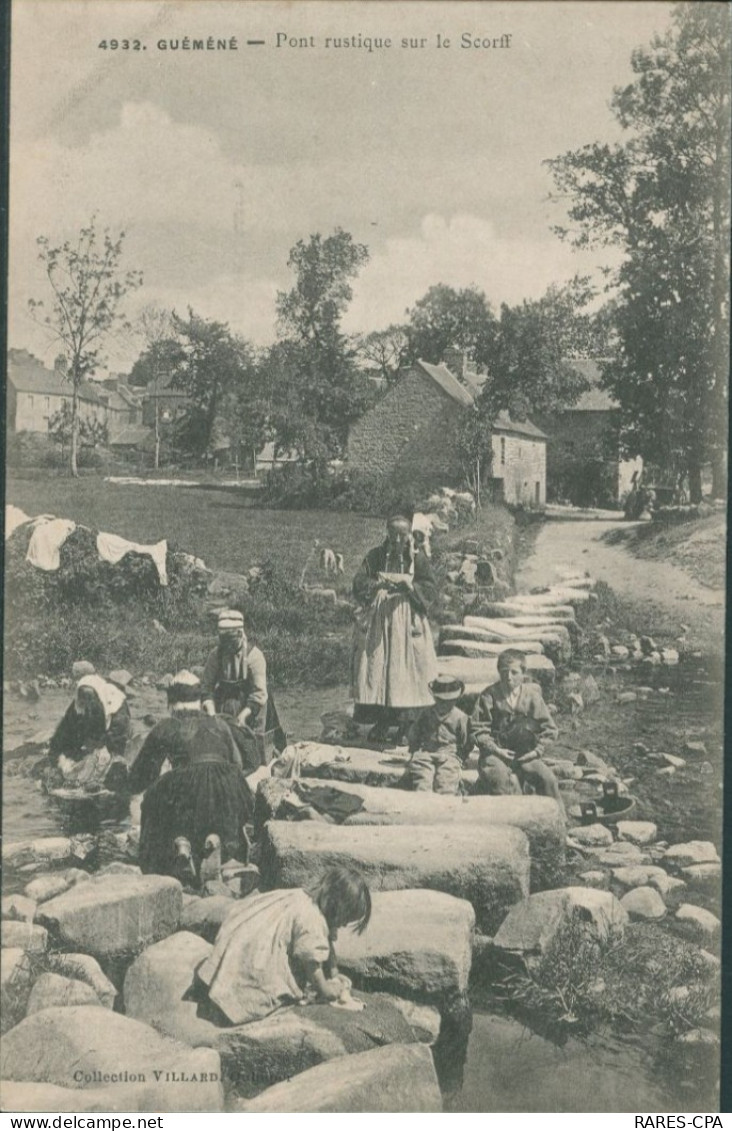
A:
[345,212,617,331]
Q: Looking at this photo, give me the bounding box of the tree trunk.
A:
[688,463,703,505]
[711,449,726,499]
[154,399,161,470]
[70,384,80,477]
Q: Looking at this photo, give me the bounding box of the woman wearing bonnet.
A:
[128,670,254,879]
[351,513,439,744]
[49,673,132,787]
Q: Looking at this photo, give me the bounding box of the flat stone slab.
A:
[336,888,474,1001]
[235,1043,442,1113]
[439,638,545,657]
[36,874,182,958]
[0,1007,222,1112]
[261,821,530,933]
[258,779,565,889]
[291,743,412,788]
[436,654,555,695]
[3,838,73,870]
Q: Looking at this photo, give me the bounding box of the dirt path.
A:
[515,519,724,649]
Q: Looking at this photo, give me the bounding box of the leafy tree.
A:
[48,401,108,450]
[406,284,497,369]
[355,324,410,386]
[28,216,142,475]
[168,309,259,460]
[547,3,730,500]
[266,229,375,466]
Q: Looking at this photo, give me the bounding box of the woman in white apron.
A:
[351,514,439,744]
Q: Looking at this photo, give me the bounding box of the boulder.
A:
[1,895,37,923]
[493,886,628,963]
[337,889,474,1001]
[568,824,613,847]
[683,741,708,758]
[0,1008,222,1112]
[617,821,657,846]
[97,862,142,877]
[47,954,117,1009]
[180,895,238,942]
[595,842,646,867]
[578,871,607,888]
[375,995,441,1044]
[214,995,419,1096]
[72,661,96,679]
[1,922,48,953]
[259,779,565,887]
[26,973,101,1014]
[261,822,530,933]
[620,886,666,921]
[663,842,720,869]
[108,669,134,688]
[25,873,74,904]
[3,838,73,870]
[674,905,721,942]
[611,865,667,889]
[681,863,721,886]
[661,753,686,768]
[235,1043,442,1113]
[648,873,686,898]
[124,932,218,1048]
[36,874,182,958]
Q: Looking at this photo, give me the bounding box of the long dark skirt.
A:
[139,762,254,877]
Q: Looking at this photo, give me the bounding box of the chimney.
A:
[442,346,465,379]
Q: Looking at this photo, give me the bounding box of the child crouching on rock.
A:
[470,648,561,803]
[196,867,372,1025]
[400,677,473,794]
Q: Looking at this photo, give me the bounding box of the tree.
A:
[547,3,730,500]
[406,284,498,369]
[266,229,375,465]
[168,309,258,460]
[354,324,410,386]
[28,217,142,475]
[48,401,108,451]
[135,305,178,469]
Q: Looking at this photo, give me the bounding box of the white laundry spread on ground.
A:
[5,505,32,540]
[25,519,77,570]
[96,532,168,585]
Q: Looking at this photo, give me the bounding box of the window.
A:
[44,396,50,411]
[500,437,506,466]
[535,481,541,504]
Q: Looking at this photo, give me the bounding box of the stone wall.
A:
[540,408,640,506]
[347,367,463,486]
[490,433,546,506]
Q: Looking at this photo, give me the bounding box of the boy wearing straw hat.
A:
[400,676,473,794]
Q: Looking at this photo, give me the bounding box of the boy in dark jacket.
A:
[470,648,561,802]
[401,677,472,794]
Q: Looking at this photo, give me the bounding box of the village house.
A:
[7,349,107,435]
[346,354,547,506]
[94,376,144,441]
[537,358,642,507]
[140,373,190,429]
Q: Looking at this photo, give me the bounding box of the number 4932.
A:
[98,40,143,50]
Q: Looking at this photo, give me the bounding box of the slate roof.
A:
[416,357,546,440]
[8,350,105,405]
[564,358,619,412]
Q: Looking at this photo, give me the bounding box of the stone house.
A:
[140,374,190,428]
[7,349,107,434]
[346,356,547,506]
[95,378,144,441]
[538,359,642,507]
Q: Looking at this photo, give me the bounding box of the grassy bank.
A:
[4,477,516,687]
[602,513,725,590]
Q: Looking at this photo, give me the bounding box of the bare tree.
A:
[138,303,175,469]
[29,216,142,476]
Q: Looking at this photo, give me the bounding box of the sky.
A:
[8,0,674,373]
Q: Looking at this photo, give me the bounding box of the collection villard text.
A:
[99,32,513,53]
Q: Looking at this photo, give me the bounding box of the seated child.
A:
[470,648,561,802]
[401,677,473,794]
[197,866,371,1025]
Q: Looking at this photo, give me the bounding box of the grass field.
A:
[6,477,386,589]
[5,476,515,687]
